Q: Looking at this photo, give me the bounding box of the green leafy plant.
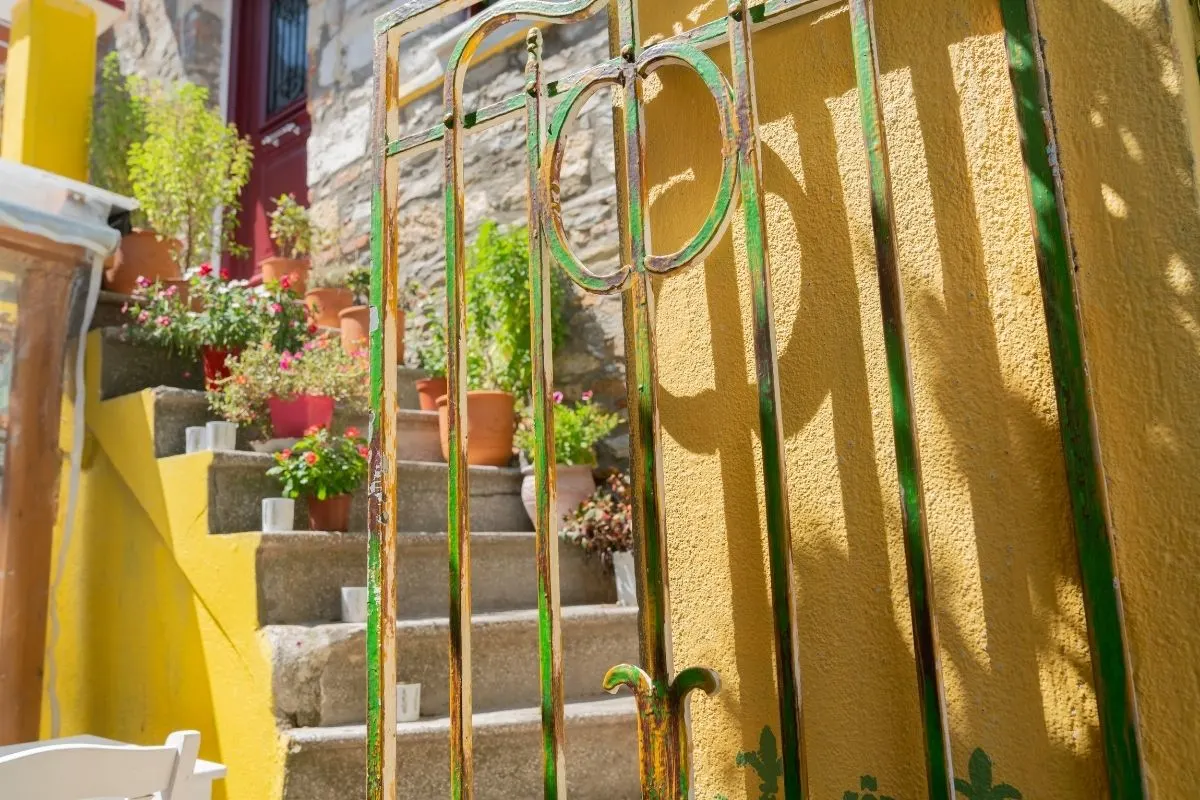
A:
[208,337,369,432]
[124,264,314,356]
[844,775,895,800]
[515,391,619,465]
[90,52,147,219]
[127,81,253,270]
[465,220,565,396]
[407,284,447,378]
[346,266,372,305]
[268,194,320,259]
[560,471,632,565]
[955,749,1021,799]
[267,426,368,500]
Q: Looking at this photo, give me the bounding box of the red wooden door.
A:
[230,0,310,278]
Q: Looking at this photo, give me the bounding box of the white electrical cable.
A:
[46,252,105,737]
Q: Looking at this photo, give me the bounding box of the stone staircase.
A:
[92,323,642,799]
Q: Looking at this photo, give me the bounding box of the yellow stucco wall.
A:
[636,0,1200,797]
[42,332,285,800]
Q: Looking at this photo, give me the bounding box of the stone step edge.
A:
[143,386,439,424]
[257,530,541,548]
[286,696,636,748]
[201,449,520,478]
[265,603,637,636]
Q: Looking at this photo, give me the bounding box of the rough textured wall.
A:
[630,0,1200,796]
[99,0,227,96]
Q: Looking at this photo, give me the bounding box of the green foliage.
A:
[267,426,368,501]
[90,53,147,220]
[406,283,447,378]
[124,265,313,356]
[127,82,253,270]
[844,774,895,800]
[515,392,619,466]
[208,337,369,433]
[465,220,565,396]
[560,471,632,564]
[955,749,1021,800]
[736,727,782,800]
[346,266,372,305]
[268,194,319,259]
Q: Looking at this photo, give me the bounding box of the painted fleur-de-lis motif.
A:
[843,774,896,800]
[954,748,1022,800]
[736,726,782,800]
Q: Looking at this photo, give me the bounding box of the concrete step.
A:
[283,698,640,800]
[94,326,426,408]
[147,387,441,460]
[204,451,530,535]
[257,532,616,625]
[268,605,638,726]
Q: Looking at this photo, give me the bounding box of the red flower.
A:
[280,274,292,290]
[307,322,319,334]
[165,284,179,297]
[304,451,319,466]
[199,263,213,277]
[304,424,325,436]
[269,302,283,315]
[280,449,293,459]
[137,310,150,324]
[582,390,594,401]
[220,267,232,281]
[157,315,171,327]
[345,427,360,439]
[357,445,369,458]
[136,275,151,289]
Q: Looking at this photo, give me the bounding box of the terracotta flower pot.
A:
[415,377,448,411]
[267,394,335,438]
[201,346,239,389]
[104,230,180,294]
[259,256,310,294]
[307,494,352,532]
[436,391,516,467]
[520,463,597,527]
[305,288,354,329]
[339,305,406,363]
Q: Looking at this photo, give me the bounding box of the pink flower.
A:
[137,310,150,324]
[165,284,179,297]
[136,275,151,289]
[357,445,369,458]
[304,424,325,436]
[157,315,171,327]
[280,274,292,291]
[304,451,319,466]
[280,448,293,459]
[582,391,593,401]
[199,263,213,277]
[270,302,283,315]
[552,391,564,404]
[345,427,360,439]
[303,339,319,351]
[121,303,129,314]
[279,351,296,370]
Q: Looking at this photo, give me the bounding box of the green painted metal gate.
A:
[367,1,1147,797]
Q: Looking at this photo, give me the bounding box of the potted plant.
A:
[127,80,253,279]
[515,391,619,526]
[434,221,566,466]
[267,426,368,532]
[90,53,180,294]
[263,194,317,294]
[562,471,635,606]
[208,336,369,440]
[337,267,409,363]
[305,268,354,329]
[408,286,447,410]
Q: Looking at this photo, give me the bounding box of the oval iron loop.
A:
[542,59,632,294]
[637,41,739,275]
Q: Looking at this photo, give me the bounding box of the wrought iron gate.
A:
[368,1,1148,798]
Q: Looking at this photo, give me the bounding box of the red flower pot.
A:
[202,347,239,389]
[267,394,335,438]
[308,494,352,532]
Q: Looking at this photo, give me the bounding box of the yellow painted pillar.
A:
[0,0,96,180]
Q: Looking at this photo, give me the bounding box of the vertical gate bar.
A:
[524,26,567,800]
[846,3,954,797]
[998,1,1147,796]
[726,4,807,798]
[367,25,399,800]
[443,48,475,800]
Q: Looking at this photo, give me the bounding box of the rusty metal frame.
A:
[368,0,1149,798]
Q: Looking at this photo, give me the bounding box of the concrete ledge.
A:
[282,698,639,800]
[256,531,616,625]
[268,604,639,726]
[204,452,531,534]
[97,328,203,400]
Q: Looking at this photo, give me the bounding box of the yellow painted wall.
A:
[42,332,285,800]
[635,0,1200,797]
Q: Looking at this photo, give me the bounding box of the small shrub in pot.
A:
[266,426,368,532]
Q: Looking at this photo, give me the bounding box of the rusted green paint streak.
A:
[367,26,397,800]
[524,26,567,799]
[726,5,806,798]
[847,2,954,797]
[998,1,1147,796]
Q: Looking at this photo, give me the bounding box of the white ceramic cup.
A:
[205,421,238,451]
[185,426,208,454]
[341,587,368,623]
[262,498,295,533]
[396,683,421,723]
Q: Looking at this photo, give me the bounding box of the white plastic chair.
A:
[0,730,200,799]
